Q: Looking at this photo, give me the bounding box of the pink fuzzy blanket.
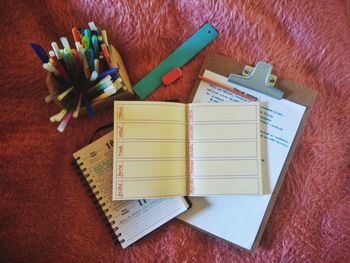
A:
[1,0,349,262]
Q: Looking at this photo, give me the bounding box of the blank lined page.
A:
[188,102,262,195]
[113,101,187,200]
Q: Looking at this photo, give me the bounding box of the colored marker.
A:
[50,108,67,122]
[77,44,86,59]
[87,48,95,72]
[88,80,113,98]
[60,37,71,51]
[30,43,49,63]
[59,49,64,58]
[103,85,117,94]
[51,42,63,60]
[82,35,90,49]
[83,95,94,118]
[88,80,113,97]
[99,53,106,72]
[49,52,70,82]
[114,77,123,88]
[92,90,115,103]
[57,86,74,101]
[94,59,99,73]
[70,48,82,74]
[88,22,98,32]
[49,113,59,122]
[97,68,118,79]
[101,29,109,47]
[48,51,55,58]
[92,86,117,102]
[57,111,73,133]
[90,71,98,82]
[72,27,82,43]
[73,93,82,118]
[71,49,78,63]
[101,44,112,68]
[45,91,59,103]
[75,41,82,52]
[63,48,75,74]
[111,79,124,92]
[92,35,99,58]
[89,75,112,90]
[83,55,91,80]
[48,57,55,65]
[43,63,59,75]
[84,29,91,42]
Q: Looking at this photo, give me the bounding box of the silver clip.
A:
[228,62,284,99]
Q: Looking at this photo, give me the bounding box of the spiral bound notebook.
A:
[72,131,191,249]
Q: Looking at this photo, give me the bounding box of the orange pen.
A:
[83,55,91,80]
[71,49,82,74]
[72,27,82,44]
[198,75,257,101]
[101,44,112,69]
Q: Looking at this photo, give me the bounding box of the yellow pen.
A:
[101,29,109,47]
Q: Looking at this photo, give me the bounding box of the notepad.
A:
[112,101,263,200]
[72,132,190,248]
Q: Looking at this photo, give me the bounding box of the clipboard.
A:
[184,52,317,252]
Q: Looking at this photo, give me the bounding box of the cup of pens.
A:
[31,22,135,132]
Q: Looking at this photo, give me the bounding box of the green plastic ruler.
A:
[133,23,218,100]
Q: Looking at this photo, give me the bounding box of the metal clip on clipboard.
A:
[228,62,284,99]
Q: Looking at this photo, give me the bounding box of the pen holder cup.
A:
[46,45,136,115]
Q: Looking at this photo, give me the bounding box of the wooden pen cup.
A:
[46,45,136,116]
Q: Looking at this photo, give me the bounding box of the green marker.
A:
[82,35,90,50]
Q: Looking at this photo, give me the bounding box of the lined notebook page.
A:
[188,102,263,195]
[113,101,187,200]
[73,132,189,249]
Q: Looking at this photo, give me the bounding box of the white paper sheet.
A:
[178,70,306,250]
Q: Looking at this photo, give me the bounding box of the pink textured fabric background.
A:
[1,0,350,262]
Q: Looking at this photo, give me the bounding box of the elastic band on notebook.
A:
[89,122,113,143]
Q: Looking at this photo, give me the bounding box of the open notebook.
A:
[112,101,264,200]
[72,132,190,249]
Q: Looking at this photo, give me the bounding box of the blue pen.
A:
[97,68,119,79]
[30,43,49,63]
[111,74,118,81]
[91,35,99,58]
[87,48,95,72]
[83,95,94,118]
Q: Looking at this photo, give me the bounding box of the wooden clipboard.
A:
[187,52,317,252]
